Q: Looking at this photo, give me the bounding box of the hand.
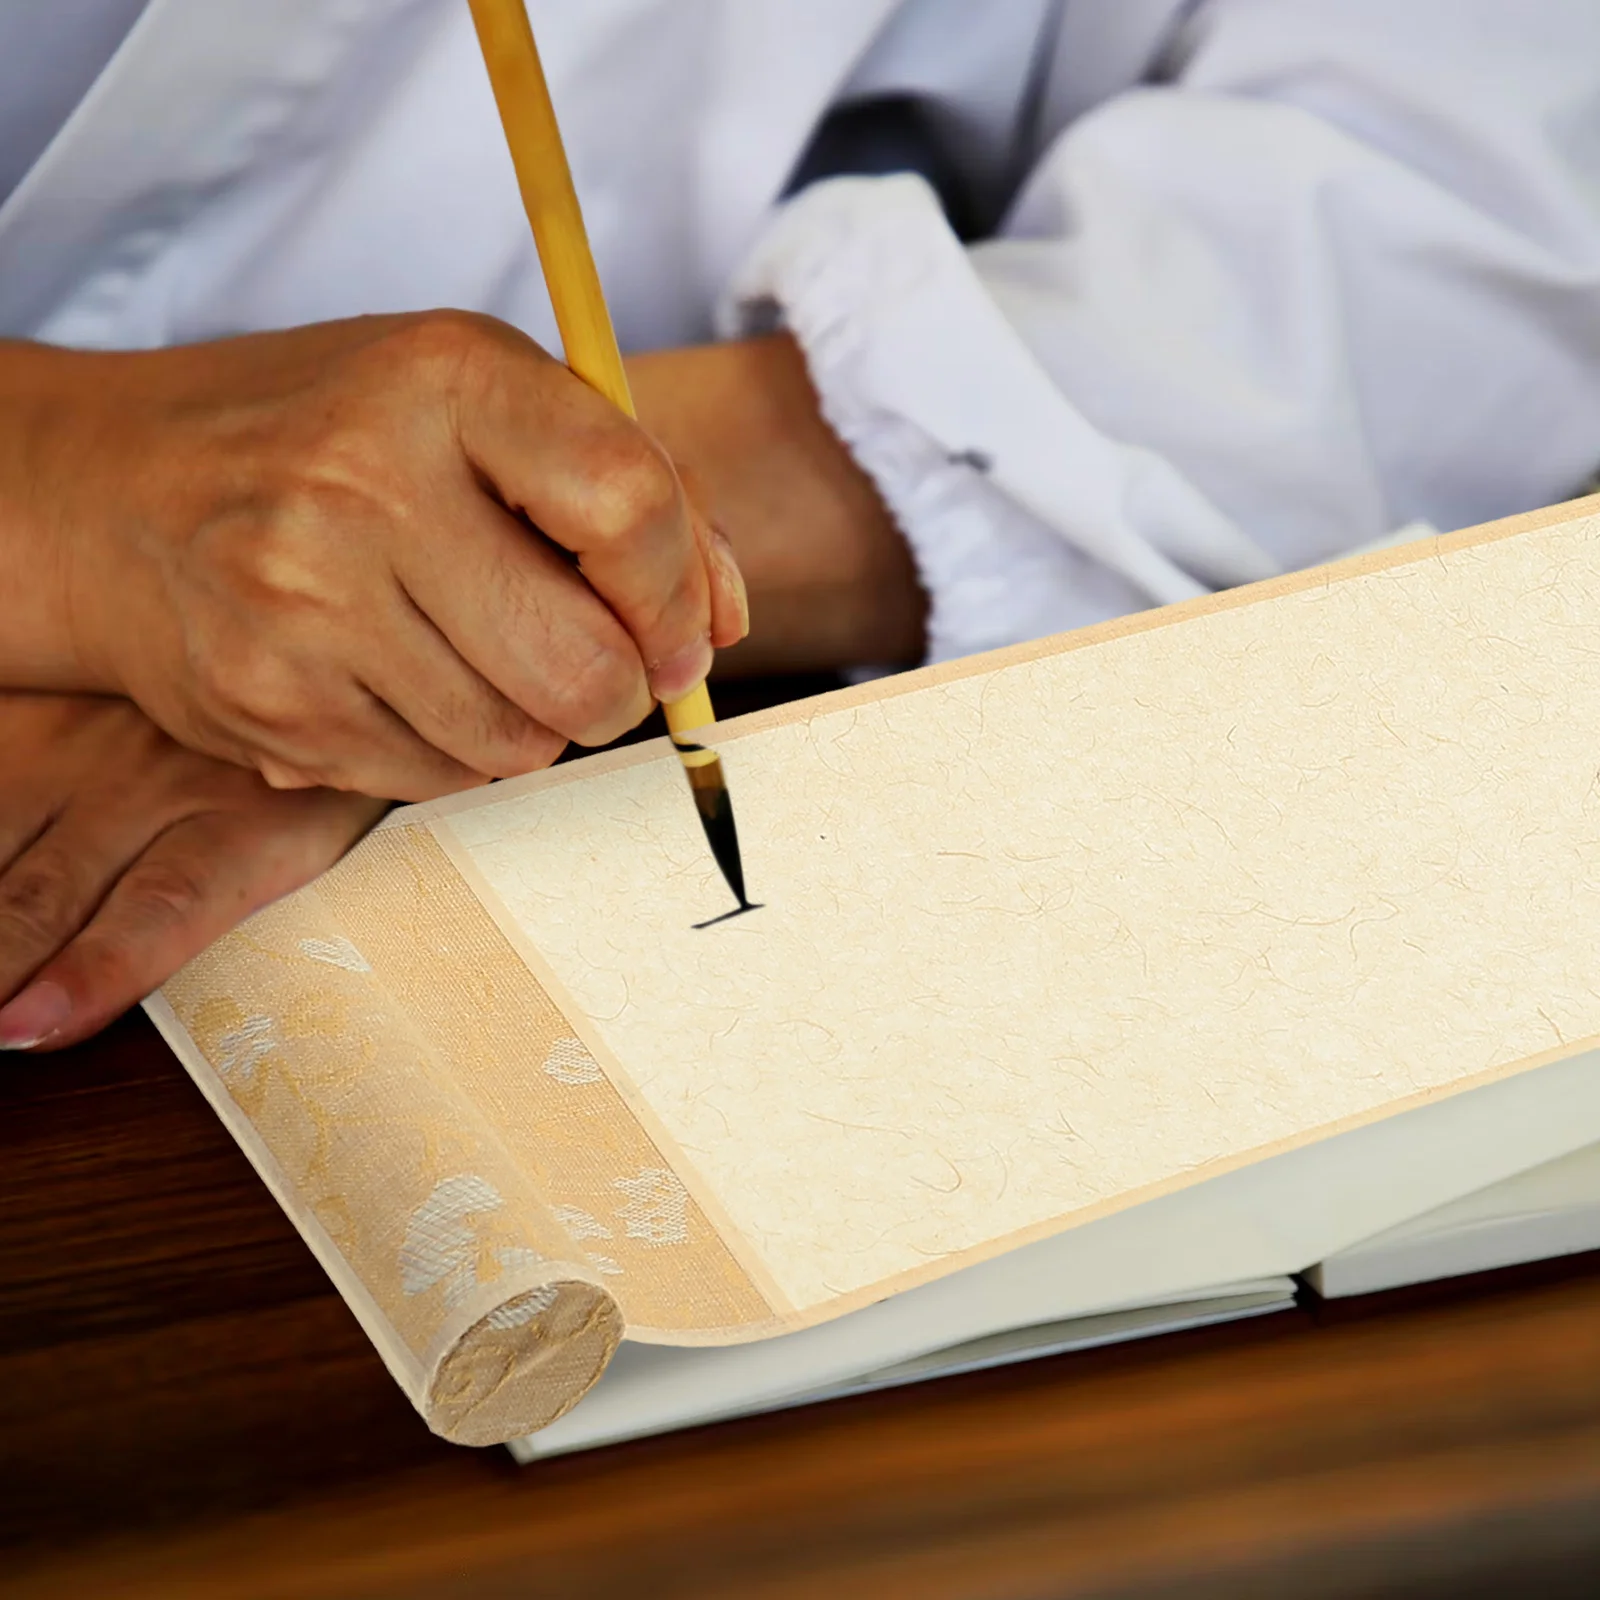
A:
[627,333,926,676]
[0,691,385,1052]
[0,315,748,801]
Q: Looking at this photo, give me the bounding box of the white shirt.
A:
[3,1,1599,669]
[0,0,148,204]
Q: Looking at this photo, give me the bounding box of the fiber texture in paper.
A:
[155,500,1600,1440]
[439,511,1600,1314]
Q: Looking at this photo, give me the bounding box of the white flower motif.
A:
[399,1174,503,1303]
[585,1254,625,1277]
[483,1283,559,1330]
[400,1180,560,1331]
[496,1245,541,1274]
[614,1167,689,1246]
[214,1015,277,1082]
[542,1037,603,1086]
[551,1204,612,1241]
[298,936,372,973]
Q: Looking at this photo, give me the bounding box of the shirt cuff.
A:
[717,173,1278,670]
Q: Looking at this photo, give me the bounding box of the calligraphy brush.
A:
[467,0,755,918]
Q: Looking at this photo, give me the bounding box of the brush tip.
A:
[683,755,750,910]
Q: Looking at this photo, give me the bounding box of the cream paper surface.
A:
[153,496,1600,1441]
[428,505,1600,1314]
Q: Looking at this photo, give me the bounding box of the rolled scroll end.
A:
[423,1275,624,1447]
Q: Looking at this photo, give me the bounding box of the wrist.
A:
[627,334,926,678]
[0,340,128,694]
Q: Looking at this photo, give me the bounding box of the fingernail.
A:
[708,524,750,640]
[650,633,714,704]
[0,981,71,1050]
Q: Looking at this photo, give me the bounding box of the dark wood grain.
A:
[5,1014,1600,1599]
[3,668,1600,1596]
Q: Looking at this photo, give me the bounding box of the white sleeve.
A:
[718,0,1600,667]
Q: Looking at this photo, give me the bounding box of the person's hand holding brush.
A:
[0,311,749,804]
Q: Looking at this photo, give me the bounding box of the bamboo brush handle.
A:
[467,0,632,412]
[467,0,715,739]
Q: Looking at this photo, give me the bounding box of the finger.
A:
[696,512,750,650]
[0,781,187,1001]
[0,806,52,879]
[161,603,492,804]
[395,497,654,749]
[196,667,493,804]
[358,583,570,779]
[454,330,714,702]
[259,688,492,803]
[1,789,384,1052]
[671,464,749,652]
[0,695,136,868]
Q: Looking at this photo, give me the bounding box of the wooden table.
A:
[4,677,1600,1598]
[5,1017,1600,1599]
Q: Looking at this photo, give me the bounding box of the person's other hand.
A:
[0,314,748,801]
[0,691,384,1052]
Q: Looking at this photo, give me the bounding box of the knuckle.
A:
[272,755,344,791]
[546,642,646,741]
[293,750,432,801]
[201,491,354,626]
[119,858,212,930]
[481,720,567,779]
[516,718,569,770]
[386,309,498,385]
[477,694,559,765]
[584,439,682,549]
[0,856,77,952]
[201,641,309,732]
[412,682,565,781]
[226,522,327,607]
[265,387,420,534]
[257,756,321,791]
[648,563,708,642]
[515,733,567,775]
[64,932,138,1002]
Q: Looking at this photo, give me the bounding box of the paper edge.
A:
[141,992,431,1405]
[429,824,1600,1341]
[388,493,1600,832]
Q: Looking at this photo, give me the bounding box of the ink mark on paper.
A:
[693,901,764,929]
